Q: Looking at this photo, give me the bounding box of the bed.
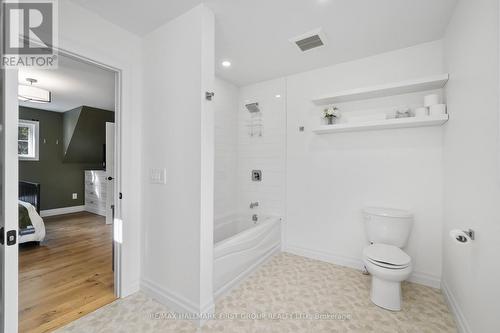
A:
[19,181,46,244]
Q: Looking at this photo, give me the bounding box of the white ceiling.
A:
[71,0,204,36]
[69,0,457,86]
[18,54,115,112]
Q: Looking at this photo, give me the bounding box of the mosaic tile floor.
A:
[56,253,456,333]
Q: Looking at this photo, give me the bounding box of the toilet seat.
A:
[367,257,409,269]
[363,244,411,269]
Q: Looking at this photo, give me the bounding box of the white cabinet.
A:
[84,170,107,216]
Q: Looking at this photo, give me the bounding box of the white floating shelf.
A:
[312,74,449,105]
[312,114,449,134]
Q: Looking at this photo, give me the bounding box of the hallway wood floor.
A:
[19,212,115,333]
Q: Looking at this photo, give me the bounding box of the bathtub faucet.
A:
[252,214,258,222]
[250,202,259,209]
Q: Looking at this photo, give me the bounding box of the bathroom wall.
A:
[213,77,286,223]
[283,40,446,287]
[237,79,287,220]
[141,4,215,315]
[214,77,239,219]
[442,0,500,332]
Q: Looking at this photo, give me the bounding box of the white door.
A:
[105,122,115,225]
[1,68,19,332]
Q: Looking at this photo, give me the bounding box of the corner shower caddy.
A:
[311,74,450,134]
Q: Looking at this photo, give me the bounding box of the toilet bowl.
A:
[363,243,412,311]
[363,207,413,311]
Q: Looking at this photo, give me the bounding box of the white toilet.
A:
[363,207,413,311]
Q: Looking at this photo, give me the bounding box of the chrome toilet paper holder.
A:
[455,229,475,242]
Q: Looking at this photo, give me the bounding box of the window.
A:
[18,120,39,161]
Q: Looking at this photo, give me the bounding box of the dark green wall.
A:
[19,106,112,210]
[63,106,114,162]
[62,106,82,154]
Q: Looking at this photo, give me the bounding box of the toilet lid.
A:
[366,257,409,269]
[364,244,411,267]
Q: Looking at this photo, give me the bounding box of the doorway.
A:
[15,51,122,332]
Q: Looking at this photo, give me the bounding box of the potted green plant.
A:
[323,106,340,125]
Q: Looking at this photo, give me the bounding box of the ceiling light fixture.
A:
[221,60,232,68]
[18,78,51,103]
[275,94,281,98]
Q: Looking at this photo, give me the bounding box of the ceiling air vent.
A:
[290,28,327,52]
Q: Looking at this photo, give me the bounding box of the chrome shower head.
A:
[245,102,260,113]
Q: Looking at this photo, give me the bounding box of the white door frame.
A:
[105,122,115,226]
[2,29,140,331]
[1,66,20,333]
[55,48,124,297]
[0,16,138,331]
[16,45,125,298]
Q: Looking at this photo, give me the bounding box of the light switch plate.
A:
[72,193,78,199]
[150,168,167,184]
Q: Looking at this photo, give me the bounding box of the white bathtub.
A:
[213,215,281,299]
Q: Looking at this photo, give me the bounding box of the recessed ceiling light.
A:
[275,94,281,98]
[221,60,231,68]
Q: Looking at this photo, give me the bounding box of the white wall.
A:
[214,78,239,219]
[58,0,143,297]
[214,77,287,223]
[141,5,215,315]
[283,41,446,287]
[58,2,500,330]
[237,79,287,220]
[442,0,500,332]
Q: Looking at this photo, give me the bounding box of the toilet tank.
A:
[363,207,413,248]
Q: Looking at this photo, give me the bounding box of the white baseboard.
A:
[140,277,214,326]
[441,280,472,333]
[120,280,140,298]
[408,271,441,289]
[141,277,200,314]
[284,244,441,288]
[40,205,85,217]
[285,244,364,271]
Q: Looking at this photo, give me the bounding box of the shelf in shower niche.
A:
[312,114,449,134]
[312,74,449,105]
